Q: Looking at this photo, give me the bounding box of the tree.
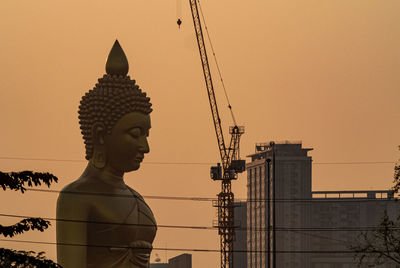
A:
[392,146,400,195]
[351,211,400,266]
[351,149,400,267]
[0,171,62,268]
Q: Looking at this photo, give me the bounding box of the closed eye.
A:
[129,128,141,138]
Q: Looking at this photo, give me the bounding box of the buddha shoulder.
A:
[126,185,144,200]
[56,179,95,221]
[56,175,103,210]
[59,175,98,194]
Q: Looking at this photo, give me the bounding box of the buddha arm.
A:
[56,189,89,268]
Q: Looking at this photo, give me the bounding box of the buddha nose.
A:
[140,137,150,154]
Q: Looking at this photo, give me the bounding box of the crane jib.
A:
[190,0,227,162]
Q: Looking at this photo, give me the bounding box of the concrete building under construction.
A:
[233,141,398,268]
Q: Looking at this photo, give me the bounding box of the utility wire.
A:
[287,229,348,245]
[0,213,398,232]
[0,156,395,165]
[0,238,387,254]
[20,188,398,204]
[313,161,396,165]
[0,213,213,230]
[0,157,211,165]
[25,188,215,201]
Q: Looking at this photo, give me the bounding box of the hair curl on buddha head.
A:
[78,40,152,160]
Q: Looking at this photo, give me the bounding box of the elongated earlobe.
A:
[91,123,107,169]
[92,148,106,169]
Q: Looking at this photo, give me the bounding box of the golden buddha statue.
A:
[56,40,157,268]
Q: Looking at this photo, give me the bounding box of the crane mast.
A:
[189,1,245,267]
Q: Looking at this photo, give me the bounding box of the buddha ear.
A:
[92,123,106,145]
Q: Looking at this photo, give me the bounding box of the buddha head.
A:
[78,40,152,175]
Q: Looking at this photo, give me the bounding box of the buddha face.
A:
[103,111,151,175]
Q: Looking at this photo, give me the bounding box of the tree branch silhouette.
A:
[0,248,60,268]
[0,171,58,193]
[351,148,400,266]
[0,171,61,267]
[0,218,50,237]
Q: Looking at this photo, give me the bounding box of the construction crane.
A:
[188,1,245,267]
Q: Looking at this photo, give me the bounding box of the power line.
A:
[313,161,396,165]
[1,213,398,232]
[0,157,212,165]
[287,229,347,244]
[25,188,215,201]
[0,156,395,165]
[21,188,398,204]
[0,213,213,231]
[0,238,387,254]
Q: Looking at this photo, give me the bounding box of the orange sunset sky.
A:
[0,0,399,267]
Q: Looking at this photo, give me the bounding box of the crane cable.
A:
[197,0,238,126]
[176,0,182,28]
[177,0,182,18]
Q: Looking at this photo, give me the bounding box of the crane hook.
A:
[177,18,182,29]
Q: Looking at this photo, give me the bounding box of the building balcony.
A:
[312,190,395,199]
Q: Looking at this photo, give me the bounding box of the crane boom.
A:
[188,1,245,268]
[189,0,227,166]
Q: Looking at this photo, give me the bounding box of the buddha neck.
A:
[85,163,127,190]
